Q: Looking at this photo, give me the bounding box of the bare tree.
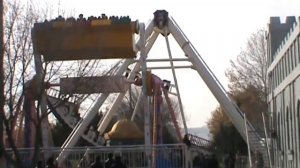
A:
[226,29,267,101]
[0,1,40,167]
[207,29,268,157]
[225,29,268,131]
[0,1,112,167]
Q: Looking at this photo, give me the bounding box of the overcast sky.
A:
[32,0,300,128]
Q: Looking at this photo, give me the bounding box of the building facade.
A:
[267,16,300,168]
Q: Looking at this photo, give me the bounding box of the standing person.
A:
[199,153,205,168]
[183,134,191,147]
[111,155,127,168]
[182,134,192,167]
[46,156,56,168]
[36,161,44,168]
[90,156,103,168]
[105,153,115,168]
[0,150,6,168]
[224,152,235,168]
[192,153,202,168]
[229,152,235,168]
[254,151,264,168]
[235,150,242,168]
[224,153,230,168]
[210,154,219,168]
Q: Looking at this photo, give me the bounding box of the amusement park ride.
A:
[18,10,270,167]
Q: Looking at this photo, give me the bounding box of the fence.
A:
[5,144,188,168]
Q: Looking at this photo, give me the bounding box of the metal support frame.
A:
[167,16,247,139]
[34,53,53,157]
[262,112,272,168]
[164,31,188,134]
[244,113,252,168]
[130,91,142,121]
[97,23,158,135]
[32,10,270,167]
[147,65,193,70]
[140,22,152,168]
[57,22,158,163]
[166,14,269,166]
[57,59,132,163]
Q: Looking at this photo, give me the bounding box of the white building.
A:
[267,16,300,168]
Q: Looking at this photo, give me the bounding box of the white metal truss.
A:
[37,10,269,166]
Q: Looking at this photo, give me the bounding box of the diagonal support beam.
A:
[57,20,157,164]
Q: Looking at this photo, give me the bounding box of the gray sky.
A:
[34,0,300,127]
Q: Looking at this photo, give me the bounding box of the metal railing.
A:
[5,144,188,168]
[187,134,213,151]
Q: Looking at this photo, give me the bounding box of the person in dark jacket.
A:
[224,152,235,168]
[183,134,191,147]
[210,154,219,168]
[46,156,55,168]
[111,155,127,168]
[105,153,115,168]
[35,161,44,168]
[254,151,264,168]
[90,156,103,168]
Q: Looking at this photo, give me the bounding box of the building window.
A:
[278,64,280,86]
[281,109,285,151]
[268,74,273,92]
[287,107,290,149]
[280,59,283,83]
[273,65,278,86]
[289,105,293,151]
[290,46,294,71]
[275,64,278,86]
[298,35,300,63]
[277,112,281,149]
[297,100,300,154]
[295,38,299,65]
[287,49,291,75]
[283,57,286,80]
[285,53,289,78]
[292,42,296,68]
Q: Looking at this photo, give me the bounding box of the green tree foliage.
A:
[208,106,247,155]
[207,29,268,156]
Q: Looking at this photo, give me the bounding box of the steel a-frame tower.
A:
[38,10,269,166]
